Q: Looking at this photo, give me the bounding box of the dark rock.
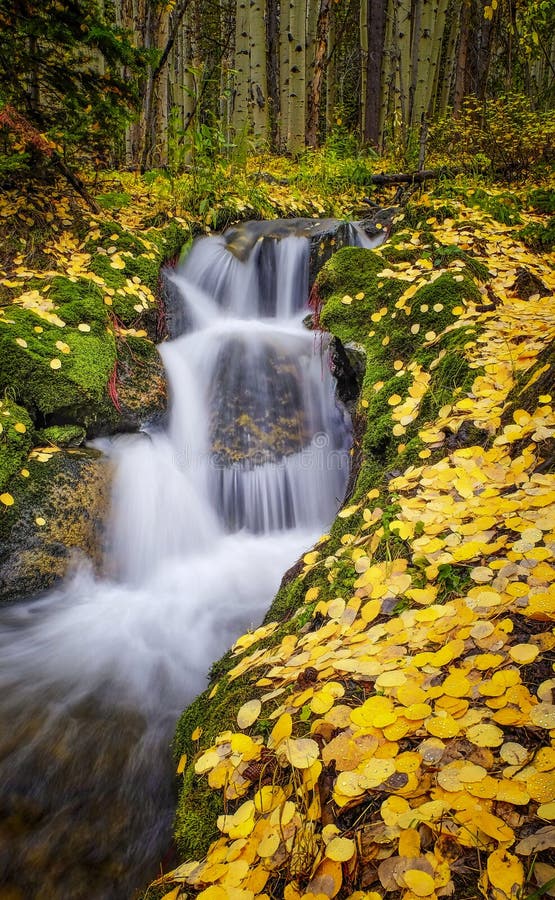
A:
[0,449,112,604]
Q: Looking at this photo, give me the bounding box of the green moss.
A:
[88,253,127,292]
[48,276,108,328]
[519,216,555,251]
[0,305,116,426]
[37,424,86,446]
[96,191,132,211]
[0,399,34,490]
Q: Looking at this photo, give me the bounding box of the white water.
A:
[0,228,351,898]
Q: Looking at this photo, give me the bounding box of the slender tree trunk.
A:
[232,0,250,135]
[426,0,449,119]
[306,0,319,110]
[326,1,337,126]
[453,0,471,115]
[287,1,306,151]
[266,0,280,147]
[364,0,386,146]
[279,1,291,149]
[306,0,332,148]
[439,0,461,114]
[249,0,267,138]
[360,0,369,139]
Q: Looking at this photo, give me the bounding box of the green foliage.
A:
[430,94,555,173]
[0,0,145,176]
[519,216,555,251]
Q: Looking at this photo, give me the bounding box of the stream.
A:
[0,224,356,898]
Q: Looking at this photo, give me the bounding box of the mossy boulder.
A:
[0,277,167,436]
[0,448,112,604]
[0,399,35,491]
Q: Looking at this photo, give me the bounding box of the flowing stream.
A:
[0,226,353,898]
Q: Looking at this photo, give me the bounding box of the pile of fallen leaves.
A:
[155,186,555,900]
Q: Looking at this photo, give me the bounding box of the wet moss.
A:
[0,305,116,426]
[36,424,86,447]
[48,277,108,328]
[0,399,34,490]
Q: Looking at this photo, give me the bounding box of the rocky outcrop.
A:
[0,449,111,604]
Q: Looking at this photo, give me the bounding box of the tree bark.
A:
[453,0,471,116]
[306,0,332,148]
[364,0,386,146]
[287,0,306,151]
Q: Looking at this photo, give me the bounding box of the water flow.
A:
[0,229,351,899]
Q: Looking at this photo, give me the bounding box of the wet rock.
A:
[0,449,112,604]
[512,267,551,300]
[209,337,311,465]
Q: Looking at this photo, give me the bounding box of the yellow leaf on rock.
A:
[237,699,261,729]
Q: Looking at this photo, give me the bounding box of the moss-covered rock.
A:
[0,448,111,604]
[0,399,34,490]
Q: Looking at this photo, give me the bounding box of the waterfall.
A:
[0,228,351,899]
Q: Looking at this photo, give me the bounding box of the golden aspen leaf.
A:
[50,358,62,369]
[338,505,360,518]
[55,340,70,354]
[283,738,320,769]
[528,772,555,803]
[35,516,46,526]
[191,726,203,741]
[487,849,524,899]
[307,858,343,898]
[538,802,555,820]
[270,712,292,747]
[20,469,30,478]
[237,698,261,729]
[398,829,421,857]
[355,292,365,300]
[500,742,528,765]
[257,831,281,857]
[160,889,181,900]
[325,837,356,862]
[15,337,27,348]
[311,690,335,715]
[0,493,14,506]
[13,422,26,433]
[388,394,402,406]
[194,749,221,774]
[509,644,539,664]
[466,723,504,747]
[77,323,91,332]
[176,753,187,774]
[402,870,435,896]
[530,704,555,729]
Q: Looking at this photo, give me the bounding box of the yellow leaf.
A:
[487,849,524,900]
[237,698,261,729]
[509,644,539,664]
[325,836,356,862]
[283,738,320,769]
[0,493,14,506]
[270,712,292,747]
[402,870,435,896]
[191,726,203,741]
[176,753,187,774]
[35,516,46,526]
[50,358,62,369]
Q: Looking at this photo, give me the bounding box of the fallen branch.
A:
[368,167,456,186]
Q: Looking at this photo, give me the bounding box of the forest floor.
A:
[0,154,554,900]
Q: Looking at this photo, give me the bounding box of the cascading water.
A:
[0,227,351,899]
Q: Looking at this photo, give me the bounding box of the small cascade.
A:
[0,224,355,899]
